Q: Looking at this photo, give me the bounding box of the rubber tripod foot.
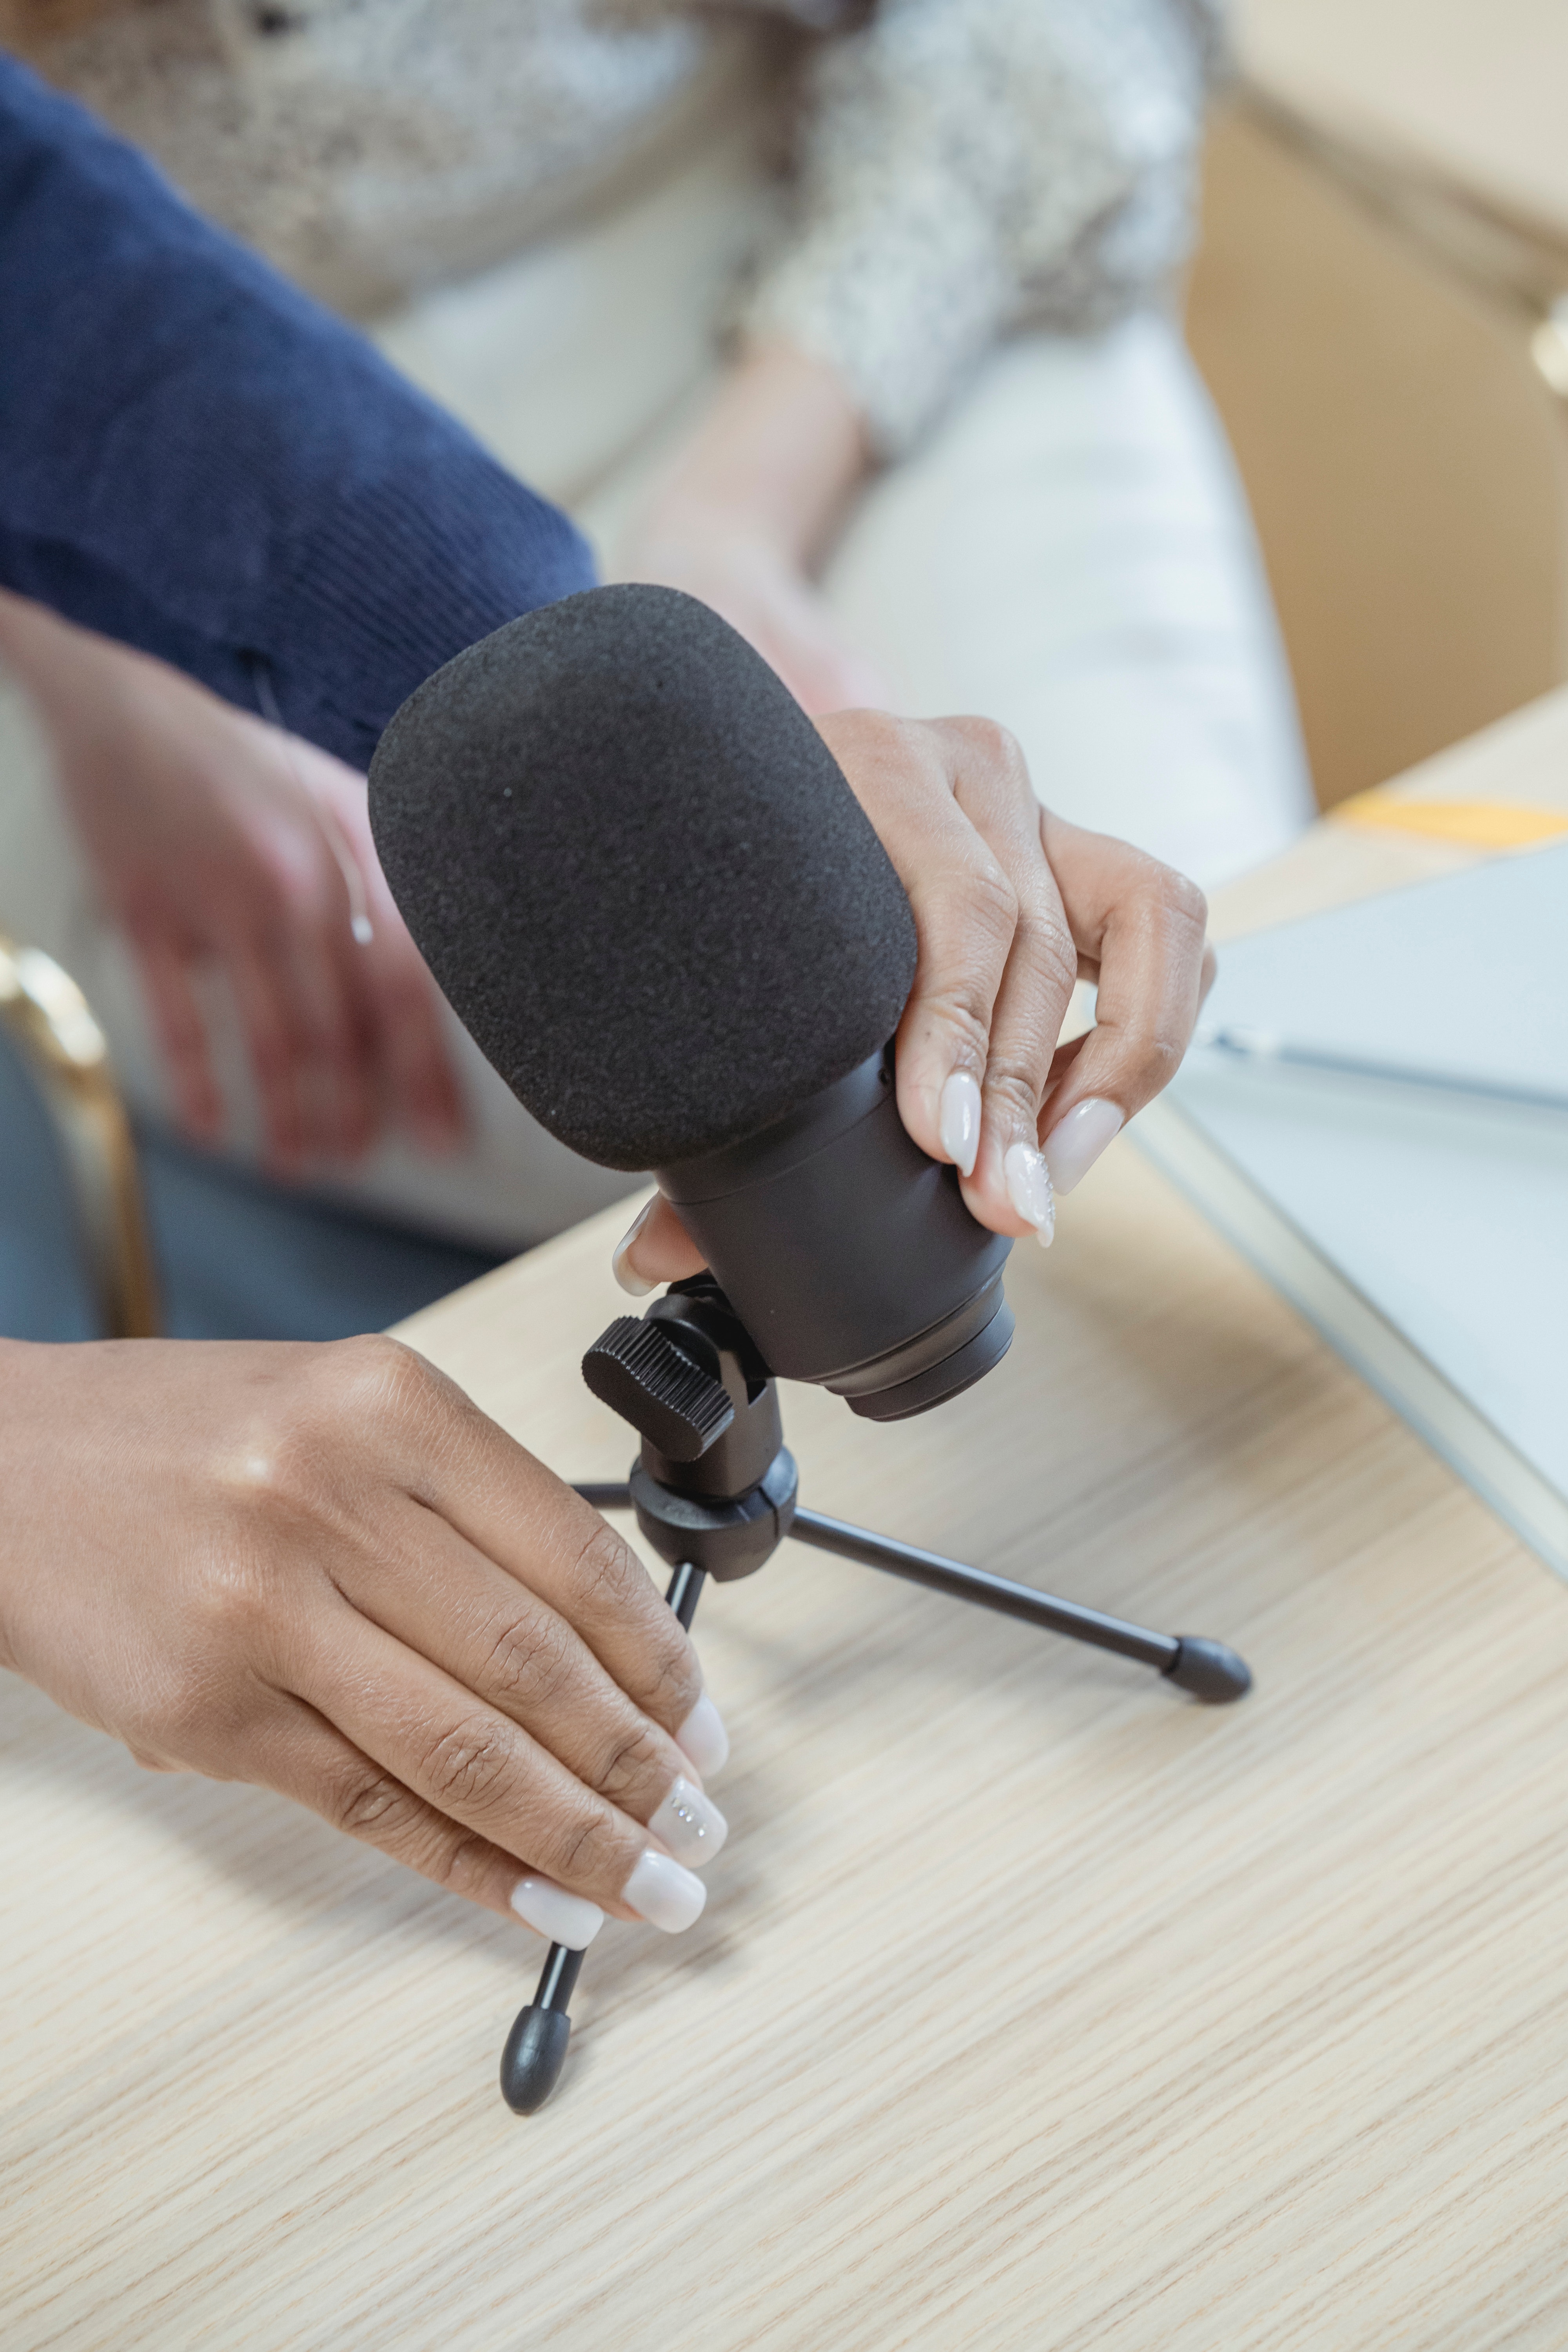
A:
[500,2005,572,2114]
[1163,1635,1252,1703]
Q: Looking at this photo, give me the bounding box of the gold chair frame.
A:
[0,930,160,1337]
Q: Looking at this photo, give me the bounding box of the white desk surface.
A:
[6,693,1568,2349]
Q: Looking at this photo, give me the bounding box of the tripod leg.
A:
[499,1559,708,2114]
[574,1481,632,1510]
[788,1509,1250,1701]
[499,1945,583,2114]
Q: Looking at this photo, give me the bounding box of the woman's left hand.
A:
[615,709,1214,1286]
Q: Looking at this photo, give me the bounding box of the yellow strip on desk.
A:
[1329,796,1568,848]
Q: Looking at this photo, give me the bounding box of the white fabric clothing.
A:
[26,0,1224,454]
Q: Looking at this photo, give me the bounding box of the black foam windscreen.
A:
[368,585,919,1169]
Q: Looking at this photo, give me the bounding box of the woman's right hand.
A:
[0,1334,729,1947]
[615,710,1214,1292]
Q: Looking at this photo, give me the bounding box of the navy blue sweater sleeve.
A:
[0,55,594,769]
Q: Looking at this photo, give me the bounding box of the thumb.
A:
[609,1194,706,1297]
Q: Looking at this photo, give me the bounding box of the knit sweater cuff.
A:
[738,179,1009,459]
[735,0,1207,459]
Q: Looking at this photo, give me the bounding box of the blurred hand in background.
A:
[619,340,892,718]
[0,589,465,1174]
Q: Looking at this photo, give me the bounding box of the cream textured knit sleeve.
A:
[737,0,1224,454]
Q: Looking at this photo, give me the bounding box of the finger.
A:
[335,779,468,1152]
[224,936,310,1170]
[248,1686,564,1927]
[281,917,379,1164]
[937,722,1080,1242]
[611,1193,706,1295]
[1036,811,1211,1197]
[818,712,1074,1245]
[333,1493,725,1866]
[816,711,1018,1161]
[226,924,370,1172]
[436,1443,708,1748]
[256,749,383,1159]
[360,922,467,1152]
[131,931,225,1144]
[342,1339,720,1768]
[296,1608,707,1929]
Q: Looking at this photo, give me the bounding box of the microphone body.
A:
[368,584,1014,1420]
[657,1050,1011,1420]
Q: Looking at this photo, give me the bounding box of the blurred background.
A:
[1190,0,1568,809]
[2,0,1564,1347]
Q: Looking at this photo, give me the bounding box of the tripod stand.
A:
[500,1278,1252,2113]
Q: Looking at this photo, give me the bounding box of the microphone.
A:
[368,584,1013,1420]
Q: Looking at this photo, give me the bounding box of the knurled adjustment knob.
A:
[581,1318,735,1462]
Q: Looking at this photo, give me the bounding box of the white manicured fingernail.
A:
[1043,1098,1124,1196]
[938,1069,982,1177]
[611,1198,658,1297]
[649,1774,728,1867]
[677,1692,729,1778]
[1003,1140,1055,1247]
[510,1875,604,1949]
[622,1848,707,1933]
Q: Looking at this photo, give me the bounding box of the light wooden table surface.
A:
[5,696,1568,2350]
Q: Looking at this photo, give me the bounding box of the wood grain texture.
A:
[5,712,1568,2349]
